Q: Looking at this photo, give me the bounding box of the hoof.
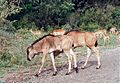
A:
[81,66,85,69]
[65,72,71,75]
[52,72,57,76]
[96,65,101,69]
[74,67,79,73]
[35,73,40,77]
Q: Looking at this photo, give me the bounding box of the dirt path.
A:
[1,47,120,83]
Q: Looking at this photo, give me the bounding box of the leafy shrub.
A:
[13,15,37,30]
[0,20,16,33]
[0,50,12,67]
[86,22,99,31]
[67,12,80,28]
[111,7,120,28]
[61,23,71,30]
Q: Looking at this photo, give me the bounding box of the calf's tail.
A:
[95,40,98,47]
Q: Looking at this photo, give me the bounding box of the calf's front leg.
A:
[50,52,58,76]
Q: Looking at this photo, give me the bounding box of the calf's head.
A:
[27,46,37,61]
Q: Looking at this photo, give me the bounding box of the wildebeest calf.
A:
[27,34,78,76]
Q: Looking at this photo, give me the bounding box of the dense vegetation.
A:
[0,0,120,31]
[0,0,120,77]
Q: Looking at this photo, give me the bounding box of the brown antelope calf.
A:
[94,29,110,46]
[116,33,120,43]
[103,33,110,46]
[94,29,107,38]
[109,27,117,35]
[30,29,42,35]
[65,30,101,69]
[27,34,78,76]
[50,29,66,36]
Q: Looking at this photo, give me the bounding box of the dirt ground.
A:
[0,47,120,83]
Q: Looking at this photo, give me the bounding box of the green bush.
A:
[85,22,99,31]
[0,50,12,67]
[13,15,37,30]
[61,23,72,30]
[111,7,120,28]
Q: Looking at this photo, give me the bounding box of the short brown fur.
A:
[65,30,101,69]
[27,34,77,76]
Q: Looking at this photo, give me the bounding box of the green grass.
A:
[0,29,119,77]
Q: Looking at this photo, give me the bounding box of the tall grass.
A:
[0,29,44,77]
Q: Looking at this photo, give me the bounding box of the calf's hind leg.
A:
[91,46,101,69]
[70,49,78,73]
[64,51,72,75]
[81,47,92,69]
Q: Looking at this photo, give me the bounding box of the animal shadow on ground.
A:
[34,60,97,77]
[77,60,98,69]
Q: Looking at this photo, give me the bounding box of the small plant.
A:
[0,50,12,67]
[61,23,71,30]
